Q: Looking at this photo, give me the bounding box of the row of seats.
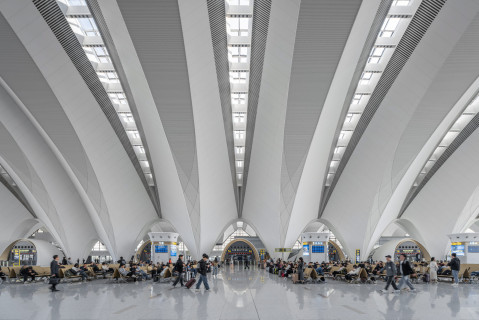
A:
[0,263,179,284]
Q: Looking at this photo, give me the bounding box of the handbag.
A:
[49,277,60,285]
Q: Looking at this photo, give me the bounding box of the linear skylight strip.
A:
[413,94,479,187]
[325,0,419,187]
[225,0,253,186]
[61,1,153,186]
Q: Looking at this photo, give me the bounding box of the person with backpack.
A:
[195,254,210,292]
[379,255,400,294]
[172,254,185,288]
[398,254,416,292]
[448,253,461,286]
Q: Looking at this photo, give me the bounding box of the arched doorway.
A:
[394,239,431,262]
[328,240,346,261]
[3,240,37,266]
[136,240,152,262]
[220,239,259,263]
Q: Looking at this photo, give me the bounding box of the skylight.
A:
[413,92,479,186]
[379,17,401,37]
[325,2,418,188]
[63,2,153,185]
[226,1,253,187]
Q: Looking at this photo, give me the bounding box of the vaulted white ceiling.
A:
[1,0,479,261]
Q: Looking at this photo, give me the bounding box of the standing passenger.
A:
[429,257,438,283]
[448,253,461,286]
[298,257,304,284]
[49,255,61,292]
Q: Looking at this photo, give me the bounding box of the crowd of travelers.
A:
[1,250,471,295]
[263,253,466,294]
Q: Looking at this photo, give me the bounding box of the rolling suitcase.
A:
[185,278,196,289]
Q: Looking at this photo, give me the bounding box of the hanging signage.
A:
[451,243,465,256]
[170,244,177,257]
[468,246,479,253]
[155,245,168,253]
[274,248,292,252]
[303,244,310,256]
[355,249,360,263]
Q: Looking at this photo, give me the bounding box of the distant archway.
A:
[372,238,431,262]
[220,238,259,262]
[395,238,431,261]
[328,240,345,261]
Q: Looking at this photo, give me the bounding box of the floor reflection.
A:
[0,268,478,319]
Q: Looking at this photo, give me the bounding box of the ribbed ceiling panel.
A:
[280,0,362,231]
[87,0,161,216]
[320,0,447,215]
[240,0,272,216]
[396,11,479,217]
[116,0,199,227]
[206,0,239,211]
[399,11,479,216]
[32,0,158,214]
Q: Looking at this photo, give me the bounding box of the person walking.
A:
[379,255,400,294]
[398,254,416,292]
[172,254,185,288]
[195,254,210,292]
[49,255,61,292]
[448,253,461,286]
[244,258,250,270]
[429,257,438,283]
[212,257,219,276]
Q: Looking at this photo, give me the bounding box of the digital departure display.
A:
[155,245,168,253]
[312,245,325,253]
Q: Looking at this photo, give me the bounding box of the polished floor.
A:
[1,266,478,320]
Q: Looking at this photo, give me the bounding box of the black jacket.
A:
[174,259,184,273]
[398,260,413,276]
[51,260,60,277]
[198,259,207,276]
[449,257,461,271]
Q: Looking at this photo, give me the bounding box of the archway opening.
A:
[394,239,431,262]
[221,238,260,264]
[88,241,112,264]
[5,240,37,266]
[213,220,266,262]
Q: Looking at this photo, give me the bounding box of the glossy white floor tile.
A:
[1,267,479,319]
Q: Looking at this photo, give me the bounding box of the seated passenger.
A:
[133,264,148,280]
[373,262,384,275]
[119,264,128,276]
[71,263,88,281]
[315,265,324,276]
[332,264,347,277]
[20,266,37,282]
[345,265,361,281]
[0,266,6,281]
[101,262,114,275]
[91,263,101,273]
